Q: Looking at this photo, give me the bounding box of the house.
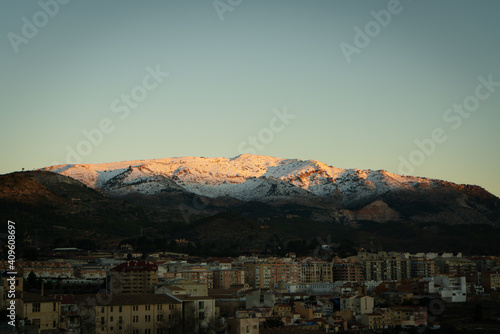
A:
[360,313,383,330]
[340,295,374,316]
[226,317,259,334]
[55,295,80,333]
[389,305,427,327]
[272,303,291,316]
[328,315,348,331]
[19,292,60,333]
[174,295,217,332]
[245,289,275,309]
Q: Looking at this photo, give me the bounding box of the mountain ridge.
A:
[37,154,499,226]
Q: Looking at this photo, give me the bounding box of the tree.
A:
[157,310,183,334]
[26,271,40,290]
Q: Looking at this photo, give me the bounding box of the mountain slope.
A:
[39,154,500,226]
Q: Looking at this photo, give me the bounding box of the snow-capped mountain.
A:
[38,154,500,226]
[40,154,429,203]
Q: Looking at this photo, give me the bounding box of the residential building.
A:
[434,257,477,277]
[226,317,259,334]
[109,261,158,294]
[360,312,384,330]
[178,267,214,289]
[300,258,333,283]
[332,257,364,282]
[410,257,437,278]
[340,295,374,316]
[482,271,500,293]
[75,294,181,334]
[213,269,245,289]
[156,279,208,297]
[359,253,410,281]
[19,292,60,333]
[241,261,299,288]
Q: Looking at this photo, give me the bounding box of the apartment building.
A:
[242,261,299,288]
[332,258,365,282]
[110,261,158,294]
[300,258,333,283]
[178,267,214,289]
[434,257,477,277]
[410,257,437,278]
[212,269,245,289]
[76,294,181,334]
[359,253,410,281]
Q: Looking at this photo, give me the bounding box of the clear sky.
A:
[1,0,499,197]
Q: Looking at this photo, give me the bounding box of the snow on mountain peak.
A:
[39,154,433,202]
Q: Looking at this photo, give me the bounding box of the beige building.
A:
[340,295,374,316]
[435,258,477,277]
[226,317,259,334]
[156,279,208,296]
[410,257,437,278]
[110,261,158,294]
[213,269,245,289]
[175,295,217,332]
[178,268,214,289]
[300,258,333,283]
[241,260,300,288]
[332,258,365,282]
[19,292,61,333]
[360,253,410,281]
[75,294,181,334]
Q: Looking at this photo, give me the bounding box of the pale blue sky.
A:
[1,0,499,196]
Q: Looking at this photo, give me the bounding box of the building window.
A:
[145,315,151,322]
[101,317,105,325]
[157,304,162,311]
[119,306,122,312]
[110,316,113,322]
[101,306,105,313]
[52,321,56,328]
[119,316,122,324]
[32,303,40,312]
[110,306,113,312]
[199,312,205,320]
[199,301,205,309]
[53,302,56,311]
[145,305,151,311]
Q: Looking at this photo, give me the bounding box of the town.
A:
[1,245,500,333]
